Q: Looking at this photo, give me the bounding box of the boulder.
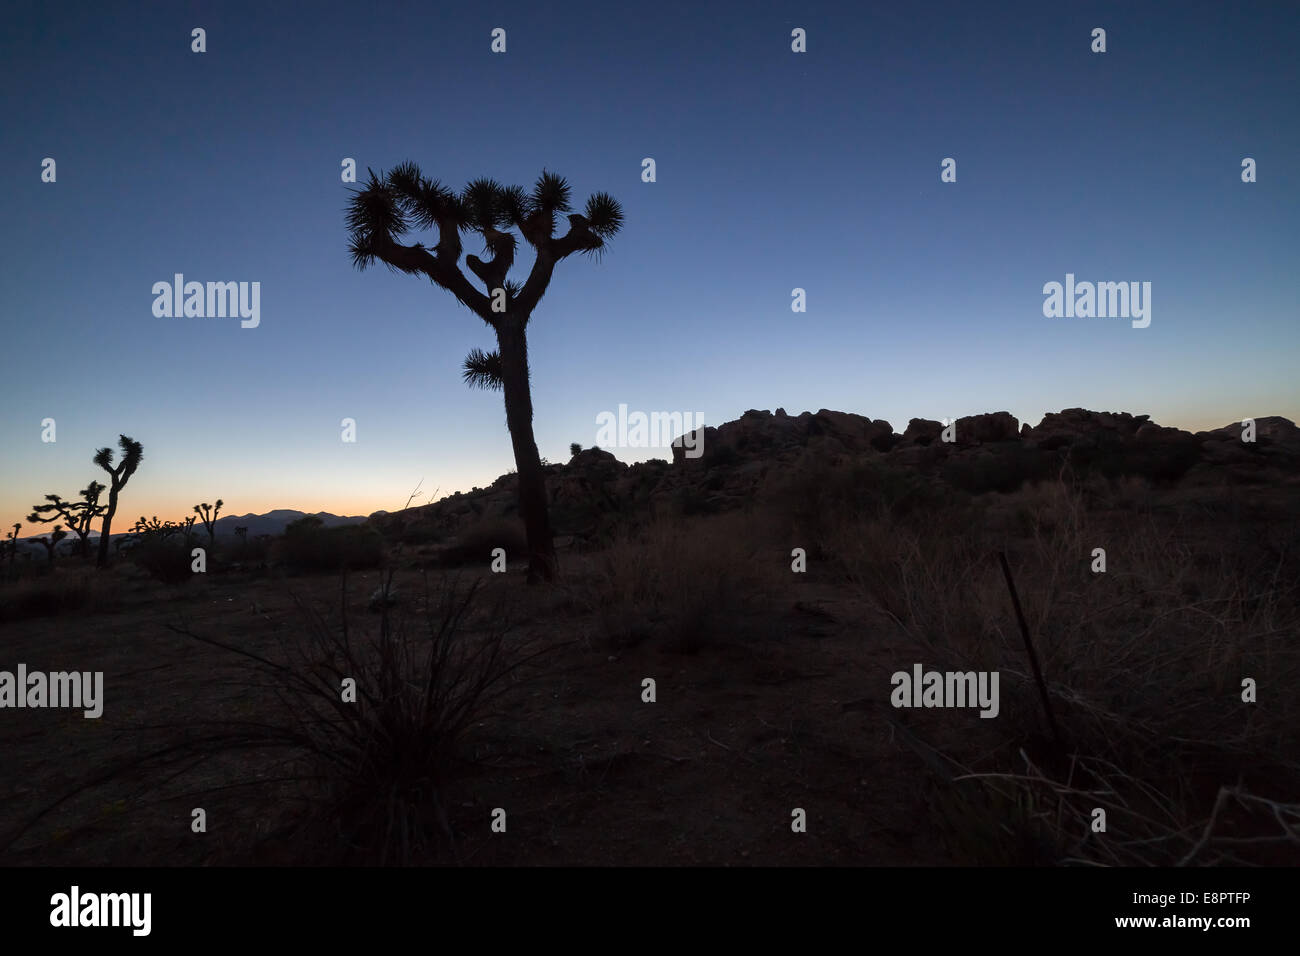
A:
[671,408,898,463]
[1198,416,1299,444]
[807,409,897,453]
[671,425,718,464]
[1026,408,1152,449]
[1135,423,1185,442]
[954,411,1020,445]
[904,418,944,445]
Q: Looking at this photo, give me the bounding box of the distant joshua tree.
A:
[347,165,623,583]
[36,525,68,567]
[93,435,144,568]
[28,481,106,559]
[4,523,20,573]
[569,443,582,459]
[194,500,223,547]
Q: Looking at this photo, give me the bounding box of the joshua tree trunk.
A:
[497,319,556,582]
[97,485,119,569]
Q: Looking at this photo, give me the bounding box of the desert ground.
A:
[3,408,1299,866]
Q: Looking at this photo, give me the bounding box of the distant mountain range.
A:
[211,510,373,539]
[12,509,375,553]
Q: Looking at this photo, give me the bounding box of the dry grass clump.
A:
[826,477,1300,864]
[0,566,125,621]
[580,512,782,653]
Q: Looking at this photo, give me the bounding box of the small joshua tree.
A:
[94,435,144,568]
[194,500,223,547]
[28,481,107,559]
[4,523,20,574]
[569,442,582,459]
[36,525,68,567]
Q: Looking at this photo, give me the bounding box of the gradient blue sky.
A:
[3,0,1297,529]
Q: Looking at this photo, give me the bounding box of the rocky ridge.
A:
[370,408,1300,548]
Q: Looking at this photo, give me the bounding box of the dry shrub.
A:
[583,512,779,653]
[0,567,122,621]
[1,572,547,866]
[276,518,385,573]
[833,476,1300,864]
[130,537,195,585]
[765,452,949,561]
[436,518,527,569]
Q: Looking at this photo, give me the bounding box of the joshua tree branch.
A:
[514,218,598,318]
[466,228,517,294]
[369,234,496,326]
[552,215,602,260]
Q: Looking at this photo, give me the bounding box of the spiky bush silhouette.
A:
[27,482,106,559]
[92,435,143,568]
[177,574,542,862]
[347,165,623,583]
[129,516,185,541]
[3,574,548,864]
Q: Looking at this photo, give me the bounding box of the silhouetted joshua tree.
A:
[194,500,223,547]
[28,481,106,559]
[93,435,144,568]
[36,525,68,567]
[347,165,623,583]
[4,523,20,573]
